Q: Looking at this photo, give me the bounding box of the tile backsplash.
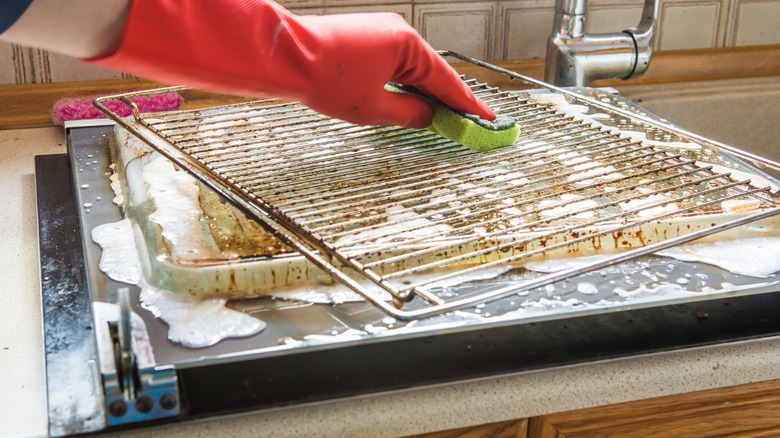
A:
[1,0,778,85]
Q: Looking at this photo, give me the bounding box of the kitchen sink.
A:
[618,76,780,163]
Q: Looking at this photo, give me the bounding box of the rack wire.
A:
[94,51,780,320]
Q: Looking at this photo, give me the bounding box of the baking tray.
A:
[40,128,780,435]
[74,98,780,368]
[93,52,780,320]
[39,109,780,435]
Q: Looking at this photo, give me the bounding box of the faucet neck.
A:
[558,0,588,16]
[546,0,659,87]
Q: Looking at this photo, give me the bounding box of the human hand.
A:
[88,0,495,128]
[292,12,497,128]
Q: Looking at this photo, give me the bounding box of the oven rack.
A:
[94,51,780,320]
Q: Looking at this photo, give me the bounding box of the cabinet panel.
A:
[412,418,528,438]
[529,380,780,438]
[727,0,780,46]
[414,2,498,60]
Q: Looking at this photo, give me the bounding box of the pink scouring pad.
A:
[51,92,184,125]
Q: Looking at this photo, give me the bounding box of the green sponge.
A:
[385,83,520,152]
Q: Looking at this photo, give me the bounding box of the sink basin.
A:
[617,76,780,163]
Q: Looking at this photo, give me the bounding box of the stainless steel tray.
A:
[44,116,780,436]
[94,52,780,320]
[71,126,780,362]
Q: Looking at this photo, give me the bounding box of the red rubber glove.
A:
[87,0,496,128]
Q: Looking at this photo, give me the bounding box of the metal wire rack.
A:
[94,51,780,320]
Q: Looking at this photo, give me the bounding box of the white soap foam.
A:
[539,194,599,219]
[697,161,780,193]
[108,171,124,206]
[619,193,679,219]
[140,285,266,349]
[334,204,453,247]
[524,232,780,278]
[91,219,141,285]
[529,92,702,150]
[576,281,600,295]
[525,239,780,283]
[92,219,266,348]
[143,157,237,262]
[656,237,780,278]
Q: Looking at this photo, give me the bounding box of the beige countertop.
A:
[4,126,780,438]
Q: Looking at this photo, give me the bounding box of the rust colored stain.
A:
[635,229,646,246]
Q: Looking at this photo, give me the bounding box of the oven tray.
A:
[110,122,780,300]
[94,53,780,320]
[41,138,780,434]
[70,93,780,368]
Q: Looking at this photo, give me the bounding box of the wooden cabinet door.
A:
[411,418,528,438]
[529,379,780,438]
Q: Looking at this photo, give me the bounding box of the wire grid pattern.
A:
[127,80,779,306]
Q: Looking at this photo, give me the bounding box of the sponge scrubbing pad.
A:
[429,105,520,152]
[386,83,519,152]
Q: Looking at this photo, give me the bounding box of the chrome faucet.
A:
[545,0,660,87]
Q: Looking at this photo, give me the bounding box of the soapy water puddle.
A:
[92,219,265,348]
[92,216,780,348]
[274,239,780,346]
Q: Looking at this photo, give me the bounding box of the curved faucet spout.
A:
[545,0,660,87]
[627,0,661,77]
